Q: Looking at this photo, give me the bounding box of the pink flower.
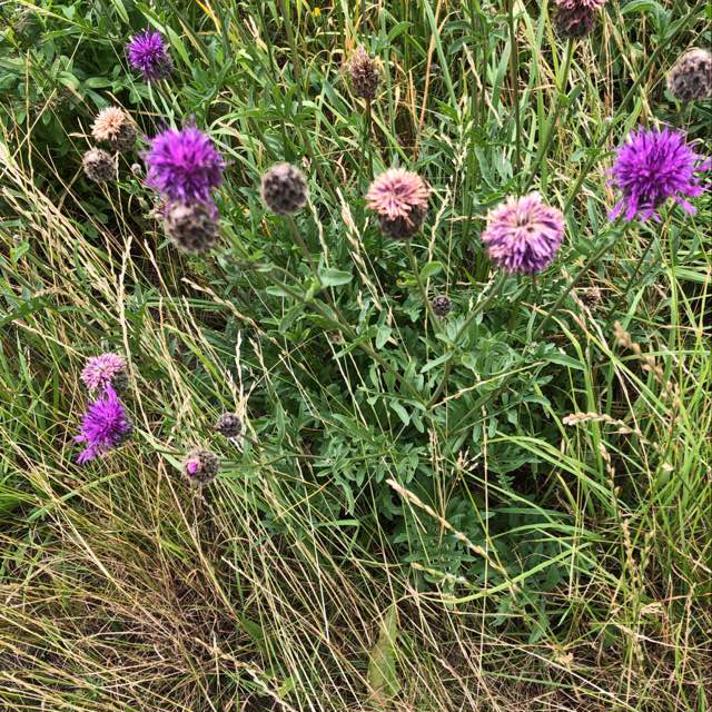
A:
[366,168,430,238]
[366,168,429,221]
[481,192,565,274]
[80,353,127,392]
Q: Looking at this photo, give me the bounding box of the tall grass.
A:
[1,1,710,710]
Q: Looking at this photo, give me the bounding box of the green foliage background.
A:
[0,0,710,710]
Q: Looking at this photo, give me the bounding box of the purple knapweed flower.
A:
[144,126,225,203]
[74,385,132,464]
[610,127,711,222]
[481,192,565,274]
[80,352,127,392]
[125,29,172,81]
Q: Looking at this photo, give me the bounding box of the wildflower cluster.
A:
[75,353,131,464]
[82,106,136,184]
[70,22,710,482]
[144,125,226,253]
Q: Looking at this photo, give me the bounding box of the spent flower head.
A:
[215,412,242,438]
[183,448,219,485]
[126,29,172,81]
[610,127,711,222]
[145,126,225,203]
[81,352,127,392]
[366,168,430,239]
[82,148,115,183]
[667,48,712,103]
[553,0,607,9]
[75,385,132,464]
[164,200,220,253]
[261,163,309,215]
[481,192,565,274]
[91,107,137,152]
[347,46,381,100]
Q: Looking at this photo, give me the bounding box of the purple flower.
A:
[80,352,126,392]
[610,127,711,222]
[126,29,172,81]
[74,385,132,464]
[144,126,225,203]
[481,192,565,274]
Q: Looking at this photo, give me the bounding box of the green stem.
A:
[523,39,574,193]
[507,0,522,185]
[287,216,315,272]
[428,272,509,406]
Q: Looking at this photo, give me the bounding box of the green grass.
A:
[1,0,711,710]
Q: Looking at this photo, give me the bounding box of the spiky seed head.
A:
[553,4,596,39]
[164,201,219,253]
[431,295,452,318]
[183,448,219,485]
[91,107,137,152]
[82,148,115,183]
[347,46,381,100]
[261,163,309,215]
[667,48,712,102]
[215,412,242,438]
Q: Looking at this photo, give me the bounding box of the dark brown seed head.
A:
[431,295,452,318]
[215,412,242,438]
[553,4,596,39]
[378,204,427,240]
[667,48,712,102]
[261,163,309,215]
[347,46,381,101]
[164,201,219,254]
[82,148,115,183]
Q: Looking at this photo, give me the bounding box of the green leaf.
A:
[389,400,410,425]
[419,260,443,280]
[367,605,400,705]
[319,268,352,287]
[375,325,392,350]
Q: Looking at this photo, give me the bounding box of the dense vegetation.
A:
[1,1,710,710]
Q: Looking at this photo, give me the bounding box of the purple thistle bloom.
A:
[74,385,132,464]
[80,352,126,392]
[125,29,172,81]
[610,127,711,222]
[481,192,565,274]
[144,126,225,203]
